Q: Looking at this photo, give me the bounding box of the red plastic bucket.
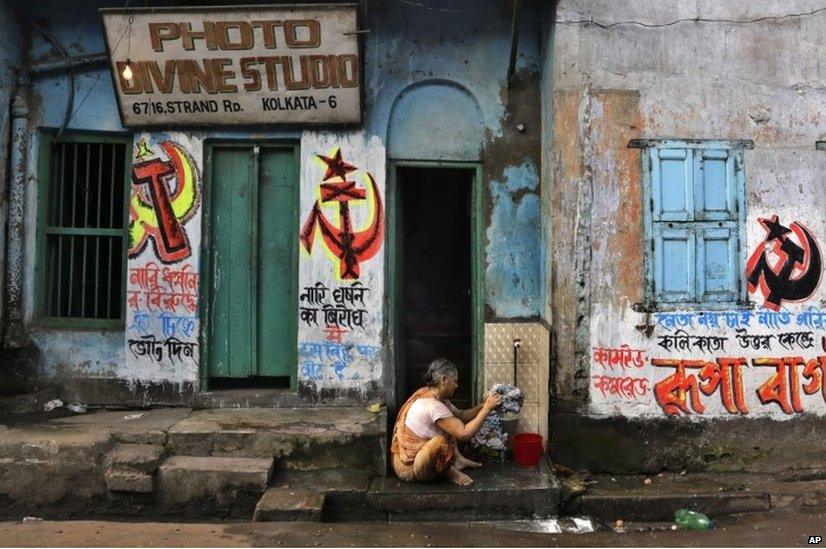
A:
[513,433,543,467]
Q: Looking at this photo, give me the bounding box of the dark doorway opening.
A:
[398,167,474,409]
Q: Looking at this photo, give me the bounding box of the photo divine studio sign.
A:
[101,5,361,126]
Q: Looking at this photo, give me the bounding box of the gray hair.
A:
[423,358,458,387]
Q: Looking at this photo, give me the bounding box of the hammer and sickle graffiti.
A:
[299,149,384,279]
[128,141,200,264]
[746,215,822,311]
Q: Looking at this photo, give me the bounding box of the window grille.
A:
[40,137,129,322]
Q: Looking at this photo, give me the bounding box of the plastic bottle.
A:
[674,509,711,531]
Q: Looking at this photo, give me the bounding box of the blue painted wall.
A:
[486,160,541,317]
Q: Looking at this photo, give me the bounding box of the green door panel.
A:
[208,143,297,382]
[257,147,297,377]
[210,147,255,378]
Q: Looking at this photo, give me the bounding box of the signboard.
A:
[101,5,361,126]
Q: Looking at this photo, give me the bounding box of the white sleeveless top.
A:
[404,397,454,439]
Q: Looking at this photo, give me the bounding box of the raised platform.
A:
[166,407,386,474]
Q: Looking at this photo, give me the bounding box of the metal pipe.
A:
[506,0,523,88]
[3,77,30,348]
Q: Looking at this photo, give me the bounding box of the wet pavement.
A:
[0,510,823,547]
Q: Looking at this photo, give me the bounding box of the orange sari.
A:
[390,387,455,481]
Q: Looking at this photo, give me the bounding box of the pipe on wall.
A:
[3,76,29,348]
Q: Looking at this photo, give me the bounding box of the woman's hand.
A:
[483,391,502,411]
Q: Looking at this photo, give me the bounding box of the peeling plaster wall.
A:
[363,0,544,321]
[9,0,545,405]
[539,2,556,325]
[552,1,826,421]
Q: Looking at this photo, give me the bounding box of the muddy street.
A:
[0,510,823,547]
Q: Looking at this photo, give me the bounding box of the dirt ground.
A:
[0,510,823,547]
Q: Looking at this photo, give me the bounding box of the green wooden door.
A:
[208,144,297,382]
[257,148,298,378]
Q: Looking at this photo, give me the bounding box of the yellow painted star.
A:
[135,139,153,160]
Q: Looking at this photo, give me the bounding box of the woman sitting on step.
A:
[391,358,502,486]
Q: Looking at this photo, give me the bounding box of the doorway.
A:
[393,166,480,409]
[202,142,299,388]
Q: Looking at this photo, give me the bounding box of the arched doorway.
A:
[386,81,485,410]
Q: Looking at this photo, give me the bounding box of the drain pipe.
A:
[3,75,30,348]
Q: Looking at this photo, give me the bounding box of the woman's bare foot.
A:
[461,456,483,469]
[447,465,473,486]
[454,455,482,471]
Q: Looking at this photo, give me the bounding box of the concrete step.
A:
[105,468,154,493]
[253,488,325,521]
[0,424,113,505]
[103,443,167,494]
[165,407,386,474]
[574,492,771,522]
[156,455,274,517]
[366,461,560,521]
[106,443,165,473]
[563,474,772,521]
[272,468,382,521]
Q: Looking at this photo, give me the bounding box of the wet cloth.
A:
[467,384,524,462]
[492,383,524,414]
[391,387,456,482]
[405,397,454,439]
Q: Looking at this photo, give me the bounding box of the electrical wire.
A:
[23,18,75,135]
[556,5,826,29]
[64,1,133,127]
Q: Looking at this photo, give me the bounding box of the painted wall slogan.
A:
[591,345,649,400]
[297,135,386,389]
[123,133,202,382]
[102,6,361,125]
[590,214,826,418]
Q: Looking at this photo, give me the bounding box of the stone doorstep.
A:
[574,492,772,522]
[253,488,326,522]
[366,462,560,521]
[156,455,274,504]
[106,443,165,473]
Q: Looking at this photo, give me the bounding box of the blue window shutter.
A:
[652,148,693,222]
[653,224,695,302]
[694,149,737,221]
[696,226,738,302]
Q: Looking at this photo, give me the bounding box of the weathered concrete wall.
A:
[0,1,21,338]
[551,0,826,470]
[9,0,544,405]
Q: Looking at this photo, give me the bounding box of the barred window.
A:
[38,134,131,324]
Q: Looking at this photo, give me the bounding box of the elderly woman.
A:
[391,358,502,486]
